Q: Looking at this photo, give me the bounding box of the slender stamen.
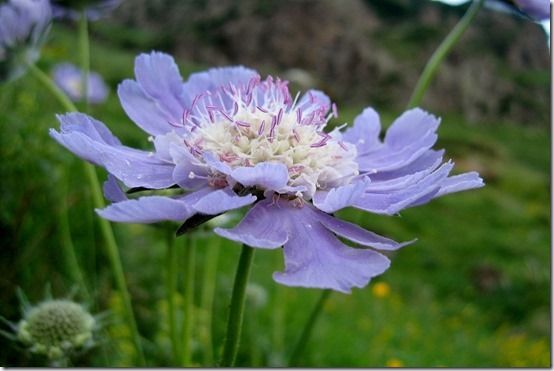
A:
[296,108,302,124]
[258,120,266,135]
[235,120,250,128]
[220,110,234,122]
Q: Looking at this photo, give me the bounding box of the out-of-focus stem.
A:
[219,244,255,367]
[79,10,90,112]
[407,0,484,108]
[181,236,195,366]
[288,290,332,366]
[199,237,220,366]
[59,180,90,301]
[166,232,180,364]
[27,62,146,365]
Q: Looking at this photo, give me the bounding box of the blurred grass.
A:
[0,24,549,367]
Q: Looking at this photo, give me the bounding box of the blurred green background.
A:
[0,0,550,367]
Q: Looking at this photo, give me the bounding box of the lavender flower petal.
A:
[342,107,382,155]
[50,113,175,189]
[182,66,258,106]
[271,201,390,293]
[118,80,183,136]
[435,171,485,197]
[296,89,331,113]
[191,187,256,215]
[103,174,126,202]
[172,155,210,191]
[52,63,108,104]
[134,52,185,121]
[229,162,289,191]
[355,108,440,172]
[0,0,52,81]
[214,200,289,249]
[217,198,403,293]
[312,178,370,213]
[353,162,454,215]
[97,196,194,223]
[315,211,415,251]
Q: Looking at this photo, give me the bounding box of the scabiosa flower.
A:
[50,52,484,293]
[0,0,52,82]
[53,62,108,104]
[51,0,122,21]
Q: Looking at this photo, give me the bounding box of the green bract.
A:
[17,300,95,359]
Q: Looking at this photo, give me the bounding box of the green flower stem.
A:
[271,257,286,362]
[84,157,148,366]
[166,232,180,364]
[219,244,255,367]
[288,289,332,366]
[407,0,484,108]
[181,236,196,366]
[199,238,220,366]
[26,62,146,366]
[26,62,75,112]
[79,10,90,112]
[59,179,90,301]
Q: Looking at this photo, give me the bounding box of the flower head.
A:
[0,0,52,82]
[50,52,484,293]
[53,62,109,104]
[16,299,96,360]
[51,0,122,21]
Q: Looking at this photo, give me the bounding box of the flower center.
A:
[181,77,359,199]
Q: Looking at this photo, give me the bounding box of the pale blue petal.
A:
[230,162,289,191]
[192,187,256,215]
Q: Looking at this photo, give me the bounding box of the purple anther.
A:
[292,129,300,142]
[235,120,250,128]
[191,93,203,110]
[220,110,234,122]
[296,108,302,124]
[244,93,253,106]
[167,120,183,128]
[269,116,278,141]
[276,108,284,125]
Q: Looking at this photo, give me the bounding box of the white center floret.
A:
[182,78,359,199]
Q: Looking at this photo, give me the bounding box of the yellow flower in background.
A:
[386,358,404,367]
[372,282,391,298]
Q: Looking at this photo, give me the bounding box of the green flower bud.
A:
[17,300,95,359]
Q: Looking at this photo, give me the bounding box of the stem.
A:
[271,256,285,363]
[26,62,75,111]
[219,244,255,367]
[200,238,220,366]
[26,62,146,365]
[288,290,332,366]
[166,232,179,364]
[84,162,146,366]
[406,0,484,108]
[59,180,90,300]
[181,236,195,366]
[79,9,90,112]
